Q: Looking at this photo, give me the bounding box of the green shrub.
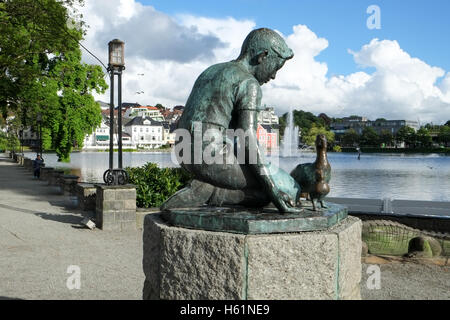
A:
[125,162,193,208]
[333,145,342,153]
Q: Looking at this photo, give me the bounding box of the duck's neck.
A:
[316,147,329,166]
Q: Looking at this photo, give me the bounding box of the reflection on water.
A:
[26,151,450,202]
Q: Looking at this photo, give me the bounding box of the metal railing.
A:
[326,197,450,220]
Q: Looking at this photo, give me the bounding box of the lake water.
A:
[26,151,450,202]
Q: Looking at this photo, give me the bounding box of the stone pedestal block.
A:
[95,184,137,231]
[59,174,79,195]
[16,155,24,166]
[76,183,97,211]
[48,170,64,186]
[40,167,54,181]
[24,158,33,170]
[143,214,362,300]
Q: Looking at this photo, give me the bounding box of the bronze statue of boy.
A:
[162,28,303,214]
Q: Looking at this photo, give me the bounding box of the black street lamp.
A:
[36,113,42,157]
[103,39,128,185]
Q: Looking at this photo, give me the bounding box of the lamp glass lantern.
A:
[108,39,125,68]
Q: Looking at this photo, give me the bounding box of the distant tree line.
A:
[279,109,449,150]
[340,123,450,148]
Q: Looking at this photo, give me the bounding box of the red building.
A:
[256,124,278,151]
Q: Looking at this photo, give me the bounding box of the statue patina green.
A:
[291,134,331,211]
[161,28,317,214]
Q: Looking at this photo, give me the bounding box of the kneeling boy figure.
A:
[162,28,305,214]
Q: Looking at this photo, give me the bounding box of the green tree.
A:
[280,109,326,139]
[0,0,84,114]
[0,0,107,161]
[342,128,360,147]
[396,126,416,148]
[438,125,450,146]
[379,129,394,147]
[360,126,380,147]
[416,128,432,148]
[0,131,19,152]
[303,124,335,148]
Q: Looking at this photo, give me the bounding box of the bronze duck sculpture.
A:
[290,134,331,211]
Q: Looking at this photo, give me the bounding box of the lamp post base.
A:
[103,168,129,185]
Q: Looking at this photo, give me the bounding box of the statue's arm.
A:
[235,80,299,213]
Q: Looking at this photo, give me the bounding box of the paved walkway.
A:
[0,154,144,300]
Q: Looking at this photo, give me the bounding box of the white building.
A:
[124,106,165,122]
[83,117,134,150]
[162,122,177,146]
[124,116,164,149]
[258,107,279,125]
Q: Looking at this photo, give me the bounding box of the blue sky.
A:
[138,0,450,78]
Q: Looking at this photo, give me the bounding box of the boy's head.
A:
[237,28,294,85]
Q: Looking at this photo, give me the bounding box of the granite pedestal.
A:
[95,184,137,231]
[143,204,362,300]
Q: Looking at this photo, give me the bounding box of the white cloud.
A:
[79,0,450,124]
[263,27,450,123]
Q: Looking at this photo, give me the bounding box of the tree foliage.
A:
[438,125,450,146]
[396,126,416,148]
[379,129,394,147]
[280,109,326,138]
[415,127,432,148]
[0,0,107,161]
[303,124,335,147]
[0,131,19,152]
[360,126,380,147]
[342,128,360,147]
